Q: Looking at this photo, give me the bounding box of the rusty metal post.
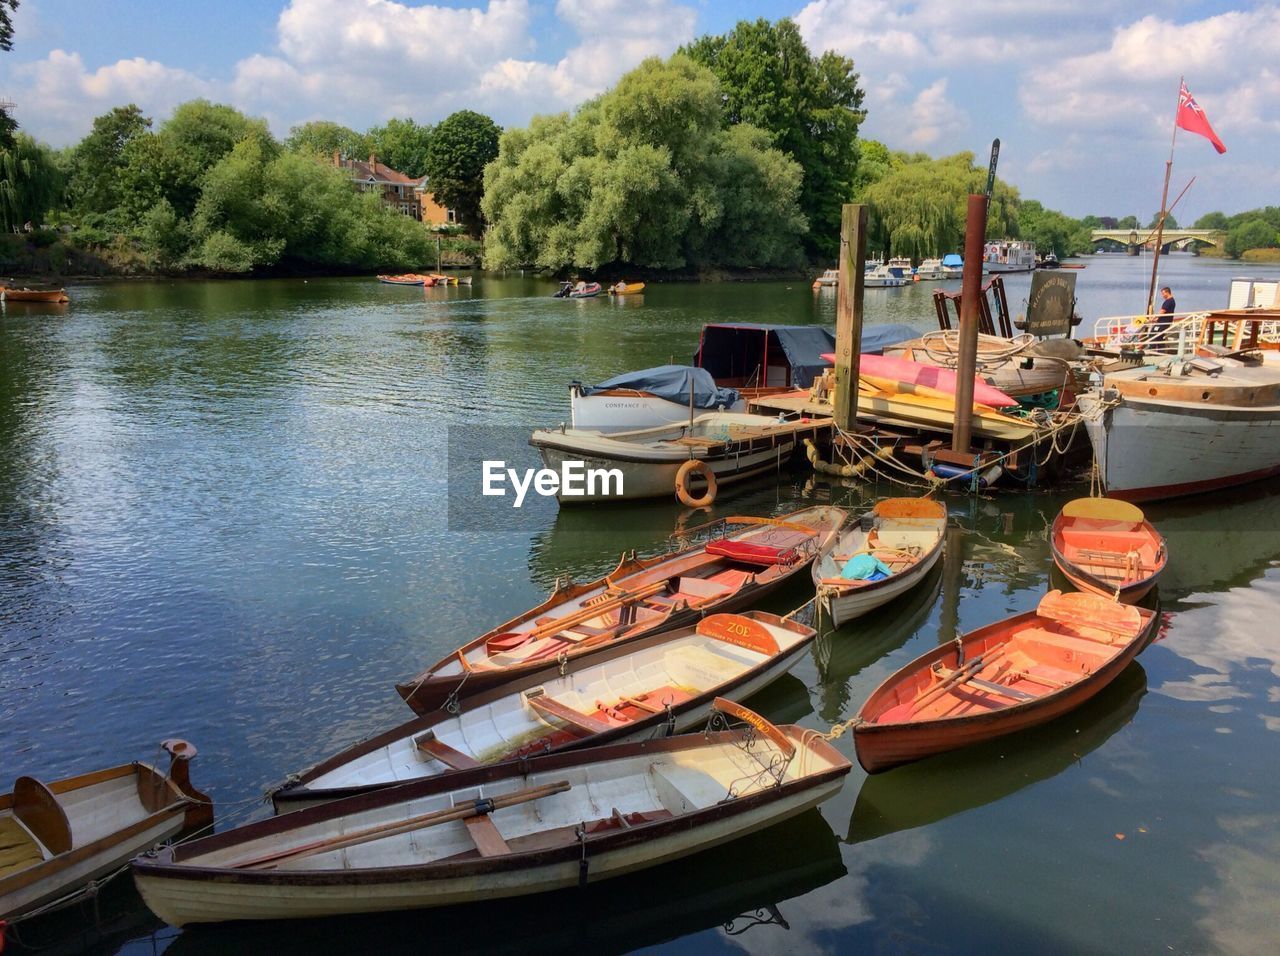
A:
[833,204,867,431]
[952,194,989,453]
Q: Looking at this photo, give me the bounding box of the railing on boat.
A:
[1088,309,1280,357]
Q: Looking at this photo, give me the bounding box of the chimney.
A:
[369,152,377,173]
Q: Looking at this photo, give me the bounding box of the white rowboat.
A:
[132,703,852,925]
[813,498,948,628]
[275,612,815,811]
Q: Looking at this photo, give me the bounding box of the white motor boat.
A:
[915,258,947,280]
[864,264,908,288]
[983,240,1037,273]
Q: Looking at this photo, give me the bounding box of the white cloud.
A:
[906,78,967,147]
[10,49,212,144]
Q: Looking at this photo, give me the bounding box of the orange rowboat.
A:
[1050,497,1166,604]
[2,286,69,303]
[852,590,1158,773]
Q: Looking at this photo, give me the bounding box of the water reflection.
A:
[159,808,844,956]
[847,662,1148,843]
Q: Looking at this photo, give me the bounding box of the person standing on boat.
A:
[1152,287,1176,331]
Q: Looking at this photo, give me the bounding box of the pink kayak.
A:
[820,352,1017,408]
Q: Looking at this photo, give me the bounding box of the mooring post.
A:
[952,194,989,453]
[833,204,867,432]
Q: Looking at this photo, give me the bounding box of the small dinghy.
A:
[813,498,947,628]
[852,590,1158,773]
[132,700,851,926]
[396,506,845,714]
[1,740,211,921]
[1,286,70,304]
[377,274,428,286]
[275,612,815,811]
[608,281,645,295]
[1050,497,1167,603]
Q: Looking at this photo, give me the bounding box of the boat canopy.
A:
[941,254,963,267]
[576,364,741,410]
[695,323,915,389]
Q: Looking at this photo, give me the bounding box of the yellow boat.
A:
[608,281,646,295]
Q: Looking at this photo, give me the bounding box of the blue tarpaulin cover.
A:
[577,365,741,409]
[941,254,963,267]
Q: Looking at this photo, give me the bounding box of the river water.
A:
[2,253,1278,954]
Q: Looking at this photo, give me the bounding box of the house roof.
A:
[339,156,423,186]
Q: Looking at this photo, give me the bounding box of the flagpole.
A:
[1146,77,1183,315]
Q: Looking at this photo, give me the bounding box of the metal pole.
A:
[952,194,989,453]
[833,204,867,431]
[1146,78,1183,314]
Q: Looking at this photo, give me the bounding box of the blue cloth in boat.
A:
[576,365,740,411]
[839,554,893,581]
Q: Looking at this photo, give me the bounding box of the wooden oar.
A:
[234,779,571,870]
[907,646,1009,716]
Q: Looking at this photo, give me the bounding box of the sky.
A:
[1,0,1275,221]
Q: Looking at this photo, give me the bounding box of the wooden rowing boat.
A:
[852,590,1158,773]
[813,498,947,627]
[376,274,429,286]
[131,701,851,925]
[1050,497,1166,603]
[2,741,211,921]
[275,612,815,811]
[1,287,69,303]
[395,506,845,714]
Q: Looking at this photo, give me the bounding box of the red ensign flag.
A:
[1176,82,1227,154]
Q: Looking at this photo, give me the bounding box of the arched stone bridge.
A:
[1090,228,1226,254]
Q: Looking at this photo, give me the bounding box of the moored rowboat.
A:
[853,590,1158,773]
[395,506,846,714]
[1,286,69,303]
[2,740,211,921]
[813,498,947,627]
[1050,497,1167,603]
[131,701,851,925]
[377,274,430,286]
[275,611,815,811]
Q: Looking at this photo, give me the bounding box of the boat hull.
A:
[853,601,1158,773]
[820,545,943,627]
[133,730,851,926]
[1080,390,1280,502]
[570,390,747,432]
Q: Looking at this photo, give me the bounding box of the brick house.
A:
[332,151,456,226]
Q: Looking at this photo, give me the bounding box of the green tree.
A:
[482,55,805,271]
[860,151,1019,260]
[366,118,433,177]
[160,100,270,175]
[0,132,61,231]
[1224,218,1279,258]
[65,105,152,215]
[1194,210,1228,230]
[0,0,17,51]
[285,120,370,162]
[422,110,500,232]
[1148,212,1178,229]
[1116,215,1139,230]
[683,18,863,259]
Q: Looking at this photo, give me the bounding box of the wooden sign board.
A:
[1025,271,1077,337]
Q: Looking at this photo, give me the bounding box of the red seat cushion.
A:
[705,539,797,566]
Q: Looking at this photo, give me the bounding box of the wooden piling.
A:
[833,204,868,432]
[951,194,989,452]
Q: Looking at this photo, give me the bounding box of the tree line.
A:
[0,10,1276,276]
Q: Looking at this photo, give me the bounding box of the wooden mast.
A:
[1145,78,1183,315]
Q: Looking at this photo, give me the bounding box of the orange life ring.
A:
[675,459,717,507]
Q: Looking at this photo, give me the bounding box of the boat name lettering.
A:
[482,460,624,507]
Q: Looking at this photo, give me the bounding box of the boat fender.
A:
[675,459,717,508]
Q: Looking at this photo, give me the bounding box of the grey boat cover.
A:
[695,323,917,389]
[577,365,741,409]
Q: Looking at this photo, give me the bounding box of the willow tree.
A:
[861,151,1019,259]
[482,54,805,271]
[0,134,62,231]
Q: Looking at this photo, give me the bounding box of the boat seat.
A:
[414,733,481,770]
[564,623,610,637]
[525,692,613,735]
[12,776,72,855]
[674,577,733,601]
[0,815,45,878]
[463,814,511,857]
[705,539,799,567]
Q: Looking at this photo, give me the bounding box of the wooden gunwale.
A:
[137,730,850,889]
[276,612,816,807]
[1049,514,1165,604]
[853,602,1158,773]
